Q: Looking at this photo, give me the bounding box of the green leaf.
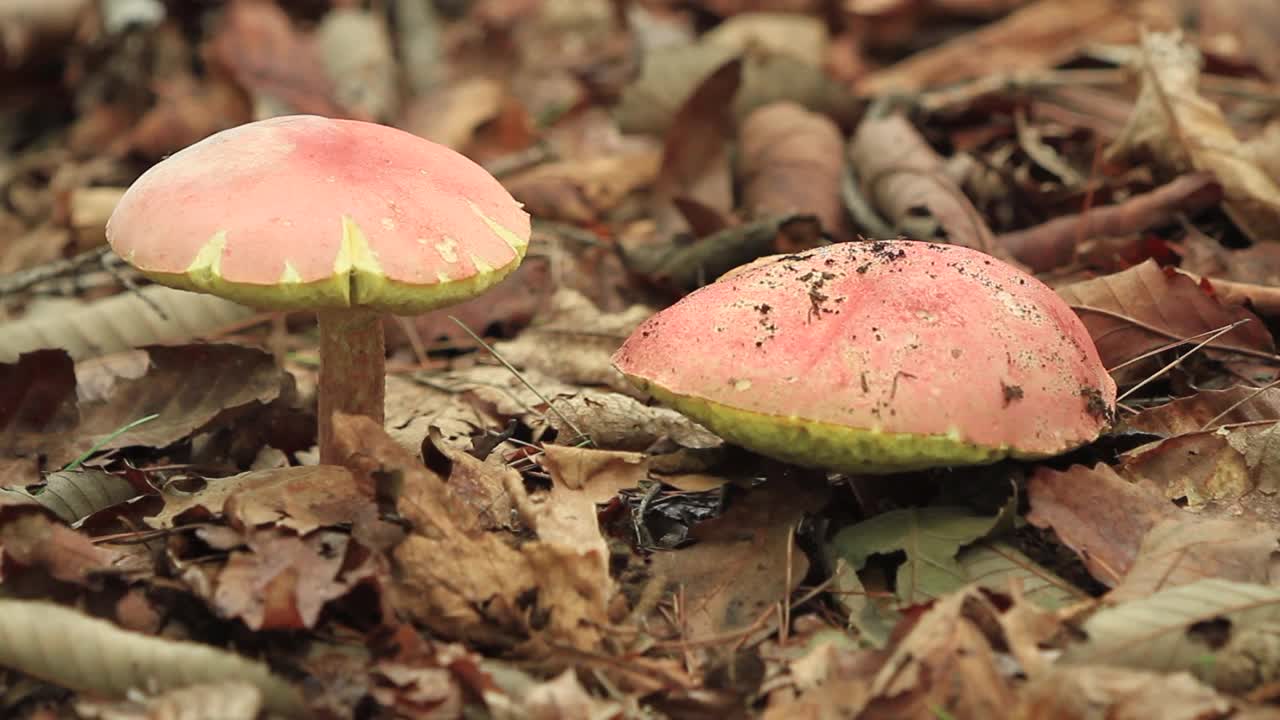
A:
[829,506,1002,605]
[957,540,1087,609]
[1062,579,1280,673]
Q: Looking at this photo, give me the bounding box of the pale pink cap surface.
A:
[107,115,530,314]
[614,241,1116,457]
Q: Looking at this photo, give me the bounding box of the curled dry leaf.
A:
[849,114,1018,266]
[0,599,304,716]
[74,681,264,720]
[0,284,256,363]
[1107,31,1280,244]
[1055,259,1276,384]
[739,102,846,234]
[538,389,724,460]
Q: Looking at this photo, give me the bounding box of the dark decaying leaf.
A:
[646,477,828,644]
[1055,259,1276,383]
[3,344,291,468]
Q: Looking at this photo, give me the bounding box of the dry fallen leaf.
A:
[1056,259,1275,385]
[739,102,846,235]
[1107,31,1280,244]
[1026,463,1177,587]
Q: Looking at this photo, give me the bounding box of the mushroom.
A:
[612,240,1115,474]
[107,115,530,463]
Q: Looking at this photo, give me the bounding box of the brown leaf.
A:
[0,495,122,587]
[1055,259,1275,383]
[620,214,824,294]
[1108,517,1278,602]
[646,478,828,643]
[331,413,612,651]
[1120,424,1280,527]
[1015,666,1233,720]
[421,428,516,532]
[221,465,370,535]
[1026,463,1177,586]
[1107,31,1280,244]
[207,0,344,118]
[739,102,846,235]
[653,58,741,227]
[1127,385,1280,436]
[491,288,653,392]
[211,528,369,630]
[849,115,1018,265]
[502,148,663,224]
[127,75,252,161]
[857,0,1174,94]
[862,588,1016,719]
[5,345,291,468]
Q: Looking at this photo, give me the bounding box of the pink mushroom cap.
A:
[612,240,1116,473]
[107,115,530,314]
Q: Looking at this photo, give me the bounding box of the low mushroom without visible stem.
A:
[612,240,1116,474]
[107,115,531,463]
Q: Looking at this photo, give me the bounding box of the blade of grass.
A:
[62,413,160,471]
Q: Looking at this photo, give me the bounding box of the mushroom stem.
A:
[317,307,386,464]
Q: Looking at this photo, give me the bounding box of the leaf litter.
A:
[7,3,1280,718]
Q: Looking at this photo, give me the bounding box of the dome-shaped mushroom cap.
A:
[107,115,530,314]
[613,240,1116,473]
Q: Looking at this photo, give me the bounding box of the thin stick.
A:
[448,315,592,445]
[1117,321,1247,403]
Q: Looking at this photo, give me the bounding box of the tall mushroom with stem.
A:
[107,115,531,464]
[613,240,1116,473]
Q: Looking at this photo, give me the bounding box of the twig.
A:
[448,316,592,446]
